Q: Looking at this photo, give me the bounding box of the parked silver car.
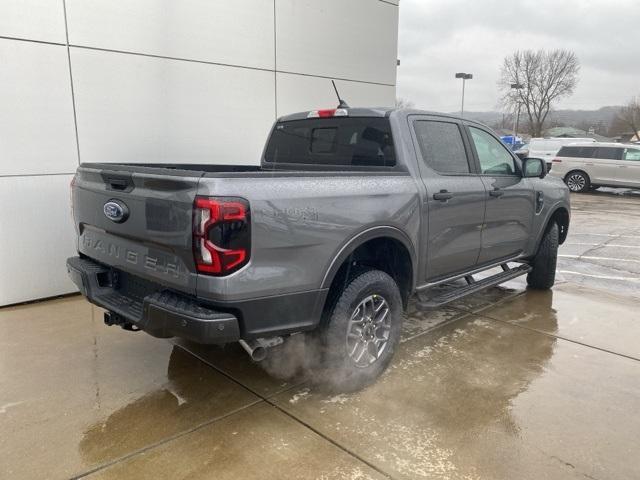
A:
[549,142,640,192]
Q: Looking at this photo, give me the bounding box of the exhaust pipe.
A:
[239,337,283,362]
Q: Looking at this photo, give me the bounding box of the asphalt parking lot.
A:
[2,190,639,480]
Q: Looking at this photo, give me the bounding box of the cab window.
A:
[469,127,517,175]
[414,120,471,174]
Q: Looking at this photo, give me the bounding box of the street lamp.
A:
[455,72,473,117]
[510,83,524,148]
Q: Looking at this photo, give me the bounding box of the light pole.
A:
[510,83,524,148]
[455,72,473,117]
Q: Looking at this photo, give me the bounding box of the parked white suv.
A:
[549,143,640,192]
[528,137,596,166]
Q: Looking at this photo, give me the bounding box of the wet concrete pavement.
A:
[1,190,639,479]
[556,189,640,298]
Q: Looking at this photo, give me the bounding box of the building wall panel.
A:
[65,0,275,70]
[72,48,275,165]
[276,0,398,85]
[0,40,78,176]
[0,0,66,43]
[0,175,77,306]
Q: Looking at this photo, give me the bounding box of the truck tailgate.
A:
[72,164,203,294]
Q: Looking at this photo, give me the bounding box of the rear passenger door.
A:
[589,146,624,185]
[621,147,640,187]
[410,116,486,281]
[466,125,535,264]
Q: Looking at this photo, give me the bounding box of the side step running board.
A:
[415,263,531,310]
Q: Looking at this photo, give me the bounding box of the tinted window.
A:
[414,121,470,174]
[557,146,578,157]
[577,146,597,158]
[264,118,395,167]
[310,128,337,154]
[595,147,623,160]
[469,127,517,175]
[624,148,640,161]
[558,146,597,158]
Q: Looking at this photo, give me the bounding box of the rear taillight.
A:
[552,158,562,163]
[193,197,250,275]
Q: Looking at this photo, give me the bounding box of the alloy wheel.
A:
[345,294,391,368]
[567,174,586,192]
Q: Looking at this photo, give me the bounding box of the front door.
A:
[466,125,534,264]
[410,116,487,281]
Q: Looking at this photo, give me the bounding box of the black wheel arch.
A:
[320,226,416,309]
[532,206,569,254]
[547,206,570,244]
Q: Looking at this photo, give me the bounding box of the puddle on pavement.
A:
[482,284,640,359]
[272,313,640,480]
[0,299,258,479]
[77,346,258,468]
[87,403,386,480]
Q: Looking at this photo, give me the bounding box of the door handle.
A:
[489,188,504,197]
[618,165,628,168]
[433,190,453,201]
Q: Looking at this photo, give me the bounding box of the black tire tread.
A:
[320,268,402,392]
[527,222,559,289]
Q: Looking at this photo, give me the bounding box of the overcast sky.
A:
[396,0,639,113]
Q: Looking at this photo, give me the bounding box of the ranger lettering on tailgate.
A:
[82,233,184,278]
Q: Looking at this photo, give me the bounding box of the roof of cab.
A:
[277,107,392,121]
[276,107,487,127]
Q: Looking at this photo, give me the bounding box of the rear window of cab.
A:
[264,117,396,167]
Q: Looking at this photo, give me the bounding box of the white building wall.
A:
[0,0,398,306]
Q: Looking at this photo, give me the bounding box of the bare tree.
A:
[617,97,640,140]
[500,49,580,137]
[395,97,414,109]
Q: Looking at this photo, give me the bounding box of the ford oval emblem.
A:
[103,200,129,223]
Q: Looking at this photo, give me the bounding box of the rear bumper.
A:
[67,256,240,344]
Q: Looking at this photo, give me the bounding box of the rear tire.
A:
[318,269,403,392]
[527,222,559,290]
[565,170,590,193]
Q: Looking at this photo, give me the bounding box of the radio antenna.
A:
[331,80,349,108]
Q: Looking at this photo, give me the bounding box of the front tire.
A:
[527,222,559,290]
[318,269,403,392]
[565,171,590,193]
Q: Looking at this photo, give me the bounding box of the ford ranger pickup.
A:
[67,107,570,390]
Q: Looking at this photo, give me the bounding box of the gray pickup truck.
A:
[67,107,570,390]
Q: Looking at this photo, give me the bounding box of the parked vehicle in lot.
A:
[514,143,529,159]
[550,143,640,192]
[67,107,570,390]
[528,137,596,170]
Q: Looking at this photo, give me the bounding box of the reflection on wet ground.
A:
[1,192,640,479]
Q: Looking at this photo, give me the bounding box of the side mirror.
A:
[522,157,546,179]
